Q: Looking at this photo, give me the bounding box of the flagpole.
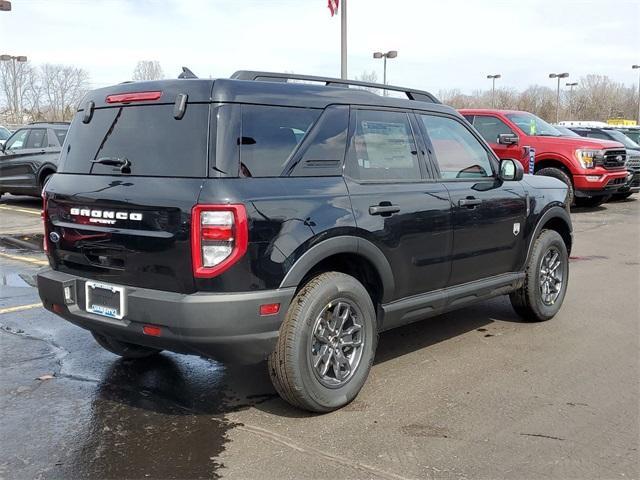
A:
[340,0,347,79]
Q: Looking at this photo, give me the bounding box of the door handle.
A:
[369,205,401,216]
[458,197,482,208]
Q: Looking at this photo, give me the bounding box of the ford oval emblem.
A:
[49,231,61,243]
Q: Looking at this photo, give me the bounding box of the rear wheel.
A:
[268,272,377,413]
[574,195,610,208]
[92,332,162,359]
[535,167,574,206]
[510,230,569,322]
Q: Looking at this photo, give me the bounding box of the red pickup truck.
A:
[460,109,628,207]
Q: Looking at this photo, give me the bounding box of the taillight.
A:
[191,204,248,278]
[105,91,162,104]
[42,191,50,254]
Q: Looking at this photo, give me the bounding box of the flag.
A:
[328,0,339,16]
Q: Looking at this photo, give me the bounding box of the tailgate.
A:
[46,174,203,293]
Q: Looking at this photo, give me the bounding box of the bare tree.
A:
[0,59,39,123]
[132,60,164,81]
[40,64,89,121]
[355,70,380,93]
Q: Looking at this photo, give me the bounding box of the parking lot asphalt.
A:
[0,195,42,236]
[0,195,638,479]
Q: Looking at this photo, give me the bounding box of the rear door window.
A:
[59,104,209,177]
[239,105,320,177]
[346,109,421,181]
[25,129,47,149]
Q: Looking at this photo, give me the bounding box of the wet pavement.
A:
[1,196,638,479]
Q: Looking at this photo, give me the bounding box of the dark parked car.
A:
[37,71,572,412]
[0,122,69,197]
[568,126,640,200]
[553,125,581,138]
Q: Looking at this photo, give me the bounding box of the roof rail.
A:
[230,70,440,104]
[28,121,70,125]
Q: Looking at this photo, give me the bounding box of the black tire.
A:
[574,195,610,208]
[92,332,162,359]
[610,192,633,201]
[268,272,377,413]
[39,171,54,194]
[510,230,569,322]
[535,167,574,206]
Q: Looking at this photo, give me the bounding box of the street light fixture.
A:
[549,72,569,123]
[633,65,640,125]
[373,50,397,94]
[566,82,578,118]
[487,74,501,108]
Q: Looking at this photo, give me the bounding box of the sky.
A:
[1,0,639,95]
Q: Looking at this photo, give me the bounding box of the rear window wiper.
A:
[90,157,132,174]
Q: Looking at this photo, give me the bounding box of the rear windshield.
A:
[59,104,208,177]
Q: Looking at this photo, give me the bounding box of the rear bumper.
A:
[37,269,295,364]
[573,170,628,198]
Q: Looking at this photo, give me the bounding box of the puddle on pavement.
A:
[45,355,276,479]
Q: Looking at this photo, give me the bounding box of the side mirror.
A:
[498,133,519,145]
[0,143,5,153]
[499,159,524,182]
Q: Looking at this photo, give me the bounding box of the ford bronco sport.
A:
[37,71,572,412]
[460,109,628,208]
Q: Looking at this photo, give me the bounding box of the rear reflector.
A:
[52,304,64,314]
[259,303,280,316]
[105,91,162,104]
[143,325,162,337]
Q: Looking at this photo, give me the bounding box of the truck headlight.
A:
[575,149,604,169]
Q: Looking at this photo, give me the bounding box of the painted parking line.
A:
[0,205,41,216]
[0,251,48,266]
[0,303,42,315]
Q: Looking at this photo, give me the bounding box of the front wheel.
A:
[535,167,574,207]
[574,195,610,208]
[510,230,569,322]
[268,272,377,413]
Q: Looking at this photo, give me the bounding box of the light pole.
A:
[373,50,397,94]
[566,82,578,118]
[633,65,640,125]
[487,74,501,108]
[0,54,28,123]
[549,72,569,123]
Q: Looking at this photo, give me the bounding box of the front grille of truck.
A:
[625,155,640,171]
[606,177,626,187]
[602,150,626,169]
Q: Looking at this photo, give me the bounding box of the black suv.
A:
[568,126,640,200]
[0,122,69,197]
[37,72,572,412]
